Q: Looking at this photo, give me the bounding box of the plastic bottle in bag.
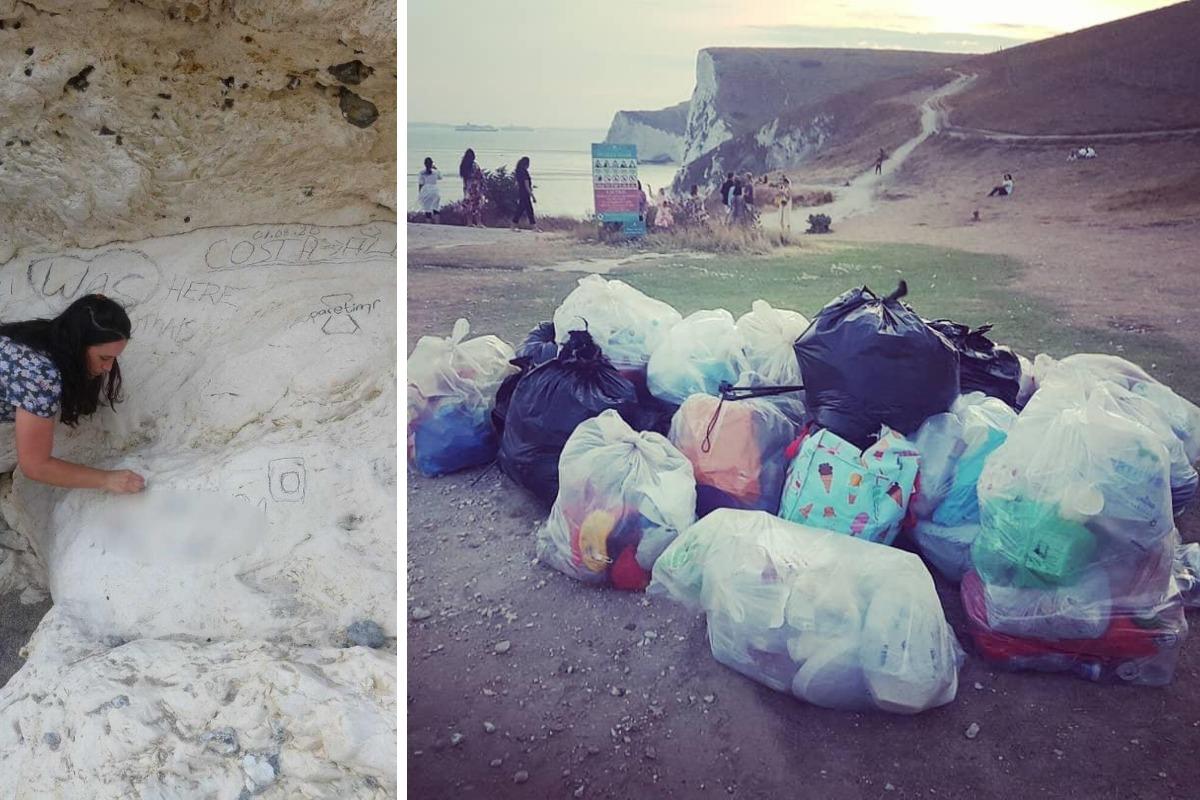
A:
[858,576,961,714]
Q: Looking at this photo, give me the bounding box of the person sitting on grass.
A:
[987,173,1014,197]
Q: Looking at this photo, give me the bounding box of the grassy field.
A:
[609,241,1200,403]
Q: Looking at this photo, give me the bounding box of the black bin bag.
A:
[793,281,959,449]
[499,329,642,505]
[492,321,560,436]
[924,319,1022,408]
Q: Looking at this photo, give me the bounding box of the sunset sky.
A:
[406,0,1181,129]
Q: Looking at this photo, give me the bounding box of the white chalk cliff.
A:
[604,102,688,164]
[0,223,397,797]
[0,0,396,261]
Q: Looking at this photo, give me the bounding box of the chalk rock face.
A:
[673,48,958,184]
[0,222,397,798]
[604,101,689,164]
[0,0,396,262]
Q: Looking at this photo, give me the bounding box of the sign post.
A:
[591,143,645,238]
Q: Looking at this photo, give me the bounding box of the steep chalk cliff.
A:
[604,101,688,163]
[675,48,959,184]
[0,0,396,262]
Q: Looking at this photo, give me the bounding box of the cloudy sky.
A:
[406,0,1180,129]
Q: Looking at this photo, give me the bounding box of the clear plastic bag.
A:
[911,393,1017,524]
[552,274,682,376]
[647,309,749,405]
[650,509,963,714]
[1029,356,1200,514]
[407,318,517,476]
[535,410,696,590]
[735,300,809,387]
[1032,353,1200,463]
[966,380,1188,684]
[668,392,796,516]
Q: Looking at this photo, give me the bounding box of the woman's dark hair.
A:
[459,148,476,180]
[0,294,132,426]
[516,156,530,172]
[423,156,434,174]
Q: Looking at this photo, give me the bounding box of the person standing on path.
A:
[741,172,756,225]
[777,174,792,240]
[511,156,538,229]
[458,148,485,227]
[729,175,745,224]
[719,172,736,222]
[418,157,442,223]
[874,148,887,175]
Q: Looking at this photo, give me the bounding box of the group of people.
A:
[718,171,761,225]
[635,183,709,231]
[415,149,539,230]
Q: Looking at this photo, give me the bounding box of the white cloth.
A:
[418,169,441,212]
[1002,179,1014,196]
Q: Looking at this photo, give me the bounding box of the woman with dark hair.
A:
[458,148,485,228]
[418,156,442,223]
[511,156,537,230]
[0,294,144,493]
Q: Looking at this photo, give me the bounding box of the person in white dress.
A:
[418,157,441,223]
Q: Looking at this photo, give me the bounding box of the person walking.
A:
[874,148,887,175]
[418,157,442,223]
[458,148,485,227]
[511,156,537,229]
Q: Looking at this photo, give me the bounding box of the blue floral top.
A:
[0,336,62,423]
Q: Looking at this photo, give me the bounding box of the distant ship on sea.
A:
[455,123,499,132]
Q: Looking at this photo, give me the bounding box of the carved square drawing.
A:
[268,457,306,502]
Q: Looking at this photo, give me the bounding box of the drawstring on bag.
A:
[701,380,806,453]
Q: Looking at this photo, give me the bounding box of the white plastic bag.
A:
[536,410,696,589]
[650,509,962,714]
[552,275,682,373]
[646,309,748,405]
[1031,352,1200,462]
[406,319,517,476]
[736,300,809,386]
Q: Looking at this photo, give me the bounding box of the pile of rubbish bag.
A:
[407,272,1200,709]
[650,510,963,713]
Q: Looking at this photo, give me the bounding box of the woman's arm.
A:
[15,409,145,493]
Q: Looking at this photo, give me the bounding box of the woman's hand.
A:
[103,469,146,494]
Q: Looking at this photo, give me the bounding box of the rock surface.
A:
[0,0,396,262]
[0,222,397,797]
[603,102,689,164]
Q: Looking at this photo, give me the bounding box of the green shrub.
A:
[806,213,832,234]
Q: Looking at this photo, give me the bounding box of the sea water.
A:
[407,124,681,217]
